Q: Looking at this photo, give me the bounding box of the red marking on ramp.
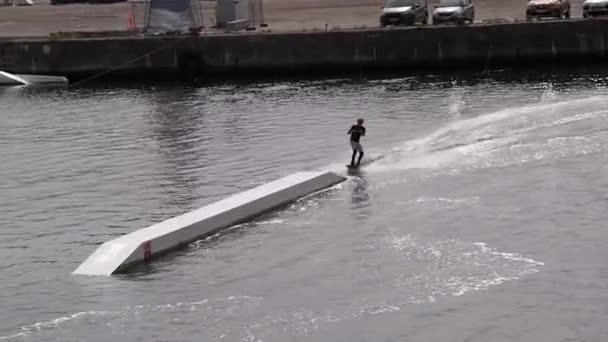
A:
[144,241,152,261]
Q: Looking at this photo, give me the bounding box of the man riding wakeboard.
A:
[347,118,366,168]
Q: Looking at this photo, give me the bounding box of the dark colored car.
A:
[526,0,571,20]
[380,0,429,27]
[433,0,475,24]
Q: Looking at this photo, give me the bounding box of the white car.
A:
[583,0,608,17]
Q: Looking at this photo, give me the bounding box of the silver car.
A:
[583,0,608,17]
[380,0,430,26]
[433,0,475,24]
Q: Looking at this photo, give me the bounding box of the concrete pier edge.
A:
[73,170,347,276]
[2,19,608,81]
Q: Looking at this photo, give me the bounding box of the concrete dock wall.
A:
[1,19,607,80]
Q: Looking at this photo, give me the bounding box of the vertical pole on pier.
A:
[128,3,136,30]
[246,0,256,30]
[143,0,151,32]
[259,0,267,27]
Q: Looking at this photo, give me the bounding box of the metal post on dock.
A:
[246,0,256,30]
[259,0,267,27]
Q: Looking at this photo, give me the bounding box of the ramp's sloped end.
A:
[72,239,138,276]
[0,71,27,85]
[73,171,346,276]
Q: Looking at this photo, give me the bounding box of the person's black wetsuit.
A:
[348,124,366,167]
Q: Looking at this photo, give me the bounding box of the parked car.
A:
[50,0,126,4]
[526,0,571,20]
[432,0,475,24]
[380,0,429,27]
[583,0,608,17]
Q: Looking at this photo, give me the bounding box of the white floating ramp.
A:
[0,70,68,86]
[73,171,346,276]
[0,71,27,85]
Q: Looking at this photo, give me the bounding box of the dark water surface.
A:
[1,70,607,341]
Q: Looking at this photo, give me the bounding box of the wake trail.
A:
[364,95,608,174]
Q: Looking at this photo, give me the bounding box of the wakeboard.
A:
[345,154,385,170]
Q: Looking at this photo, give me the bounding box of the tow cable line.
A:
[69,36,188,88]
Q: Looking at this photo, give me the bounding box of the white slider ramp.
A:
[0,71,28,85]
[73,171,346,276]
[0,70,68,86]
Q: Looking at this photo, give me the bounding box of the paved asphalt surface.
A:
[0,0,589,37]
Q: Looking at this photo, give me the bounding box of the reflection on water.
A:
[148,88,203,212]
[350,175,369,205]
